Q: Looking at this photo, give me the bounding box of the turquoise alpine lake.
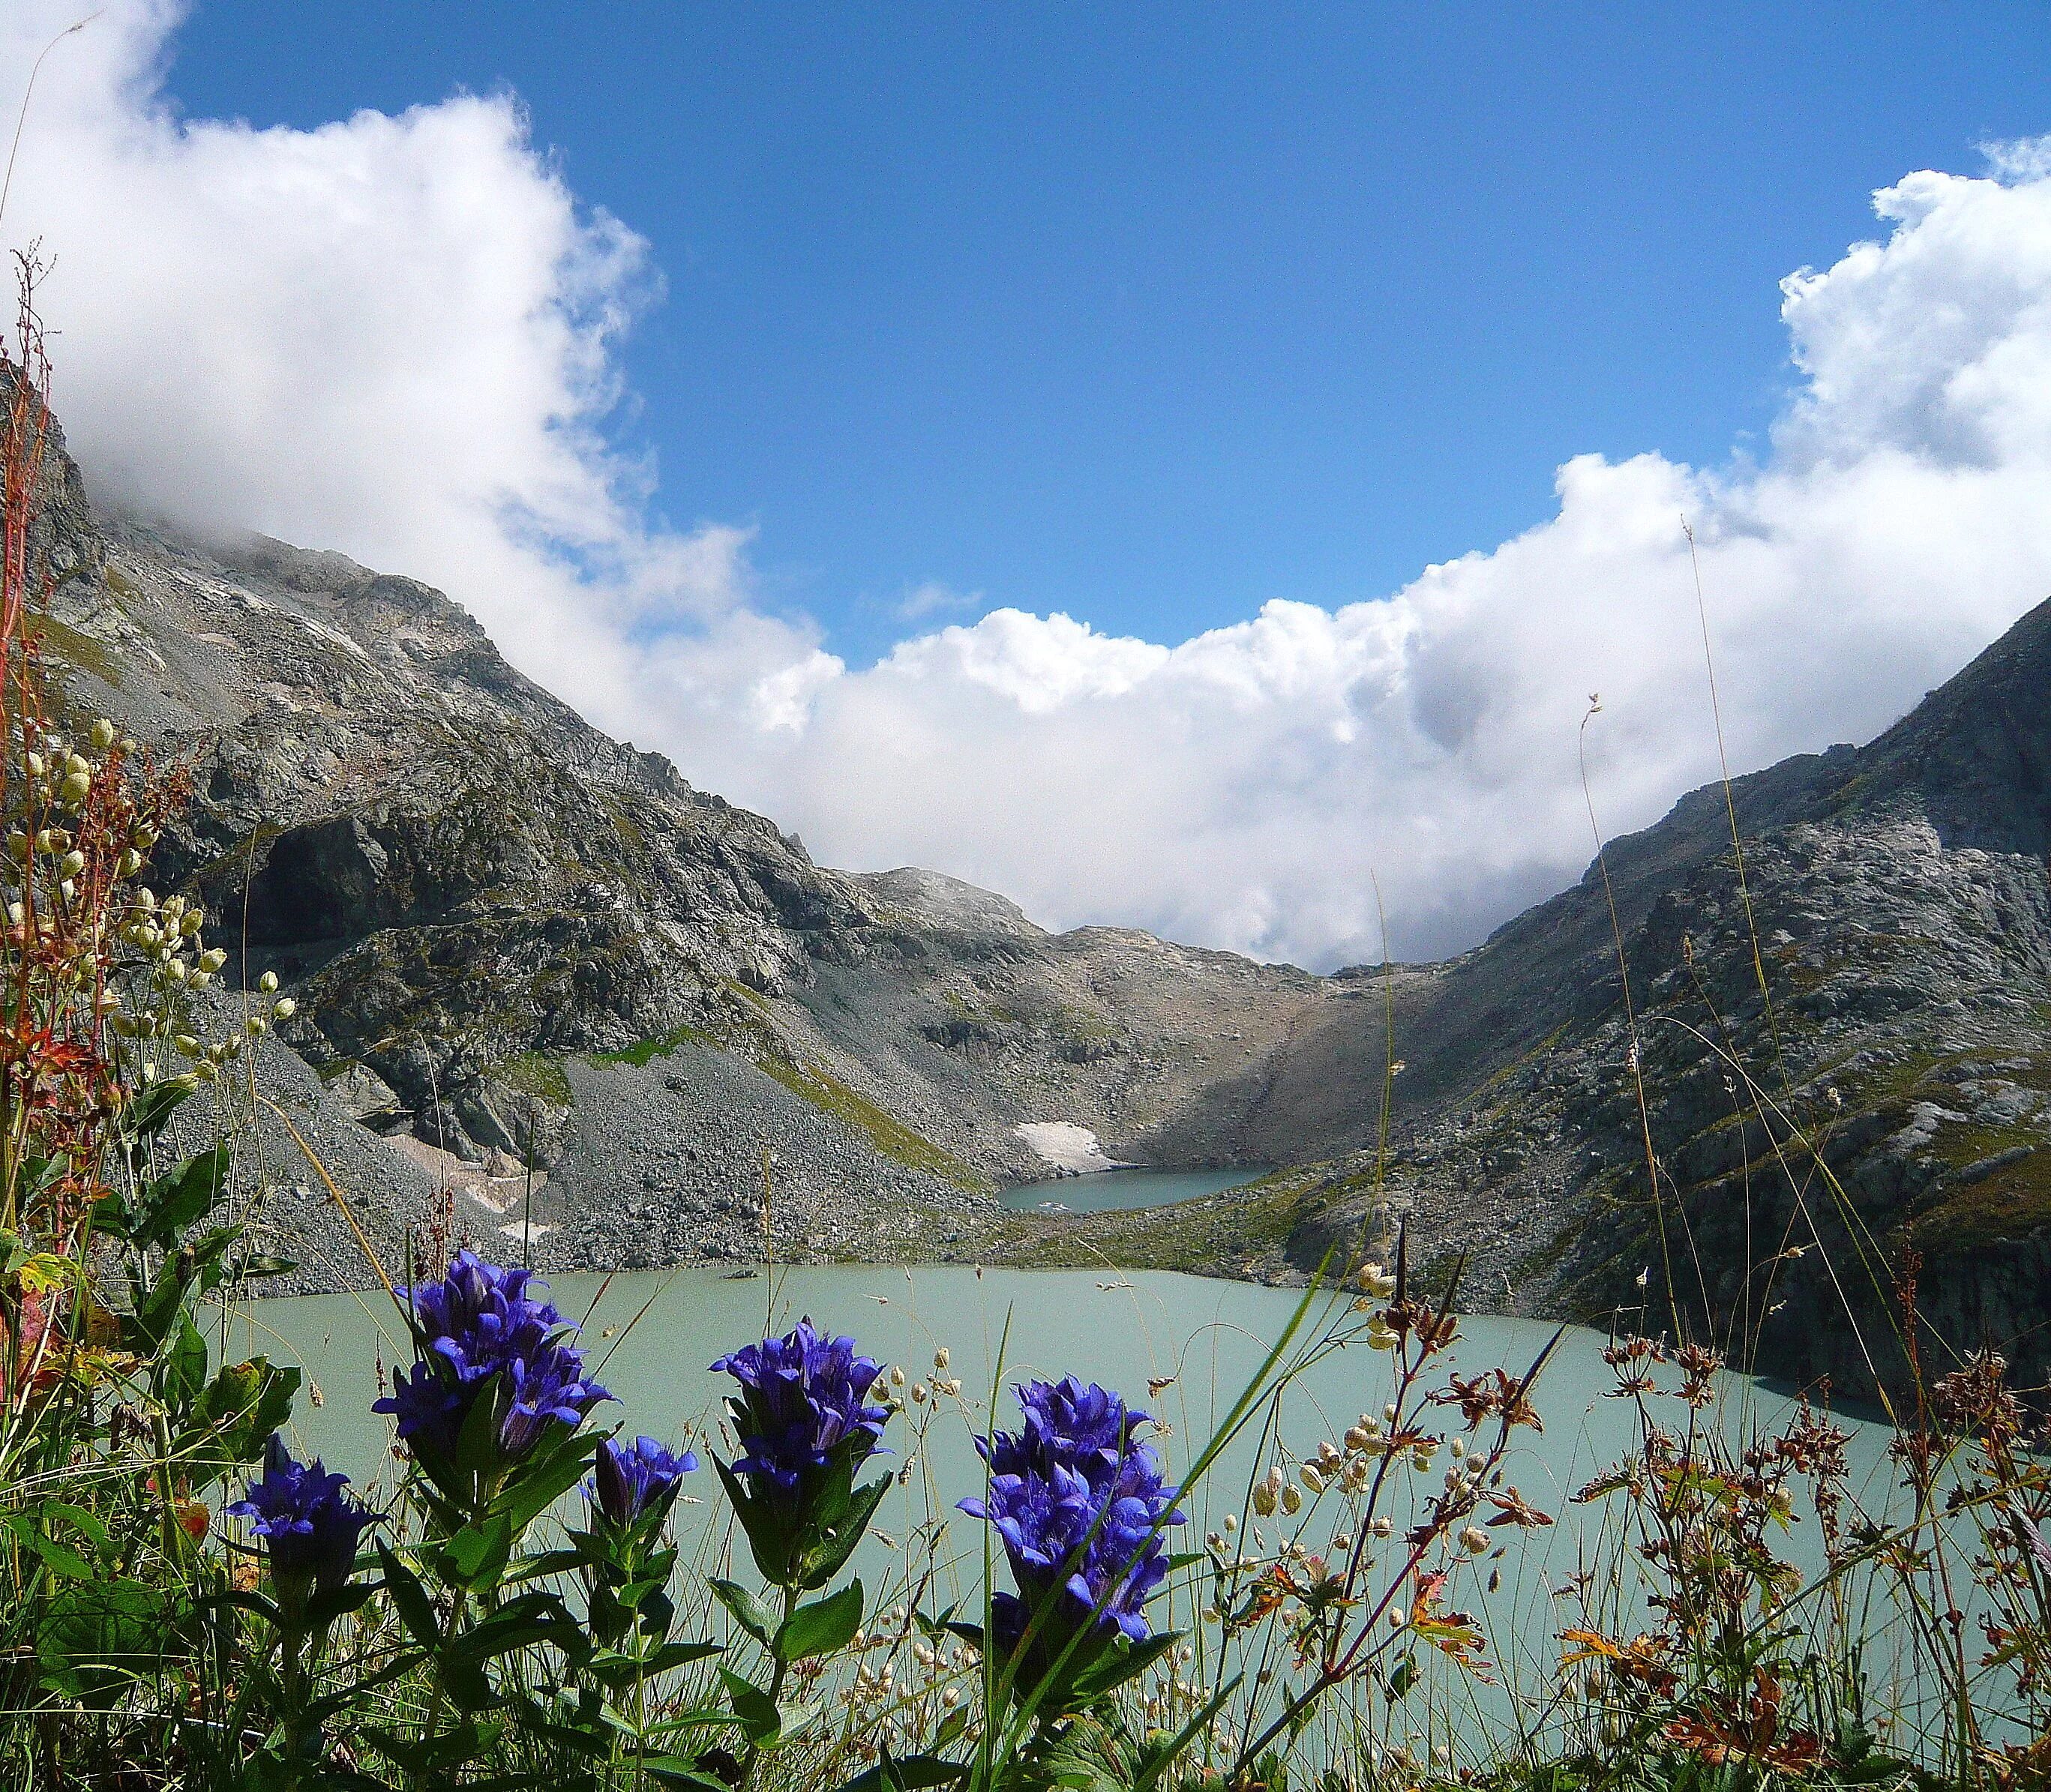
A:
[232,1262,1940,1734]
[997,1164,1275,1213]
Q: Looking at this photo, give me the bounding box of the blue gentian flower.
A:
[373,1250,611,1468]
[710,1317,888,1496]
[592,1434,700,1527]
[962,1377,1184,1646]
[227,1434,379,1601]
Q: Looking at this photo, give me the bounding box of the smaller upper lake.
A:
[998,1164,1272,1214]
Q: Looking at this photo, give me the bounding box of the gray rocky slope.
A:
[27,388,2051,1407]
[28,411,1338,1286]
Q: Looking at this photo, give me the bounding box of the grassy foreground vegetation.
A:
[3,265,2050,1791]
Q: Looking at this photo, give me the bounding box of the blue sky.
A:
[160,2,2051,667]
[17,2,2051,963]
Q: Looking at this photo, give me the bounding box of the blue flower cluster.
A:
[373,1250,612,1466]
[962,1377,1184,1647]
[227,1434,379,1600]
[592,1434,698,1527]
[711,1317,889,1495]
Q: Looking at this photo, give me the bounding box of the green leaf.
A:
[130,1145,229,1248]
[1387,1649,1419,1700]
[37,1577,165,1708]
[233,1254,298,1278]
[643,1759,740,1790]
[709,1576,775,1646]
[447,1590,586,1668]
[715,1455,802,1587]
[123,1077,196,1148]
[377,1543,442,1651]
[776,1578,863,1663]
[454,1372,512,1478]
[2,1515,95,1583]
[439,1514,514,1592]
[490,1425,598,1534]
[837,1752,970,1792]
[165,1311,209,1407]
[719,1668,783,1746]
[173,1358,300,1492]
[800,1473,890,1590]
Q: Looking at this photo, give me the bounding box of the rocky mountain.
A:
[25,380,2051,1409]
[27,406,1344,1288]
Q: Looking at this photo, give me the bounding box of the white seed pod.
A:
[258,969,279,993]
[199,948,226,972]
[247,1016,268,1036]
[58,880,75,901]
[933,1346,949,1370]
[24,754,43,778]
[273,997,297,1020]
[1371,1515,1393,1538]
[134,886,157,910]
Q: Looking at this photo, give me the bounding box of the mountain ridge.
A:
[24,379,2051,1406]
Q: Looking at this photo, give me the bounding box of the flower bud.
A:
[1279,1483,1303,1515]
[199,948,226,972]
[247,1016,268,1036]
[273,997,297,1020]
[258,970,279,993]
[1357,1261,1396,1298]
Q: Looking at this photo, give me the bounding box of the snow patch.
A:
[1012,1122,1134,1176]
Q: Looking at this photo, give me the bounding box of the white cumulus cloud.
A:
[7,1,2051,967]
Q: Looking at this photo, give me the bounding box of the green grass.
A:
[29,613,123,686]
[590,1022,717,1068]
[755,1053,984,1191]
[496,1051,574,1105]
